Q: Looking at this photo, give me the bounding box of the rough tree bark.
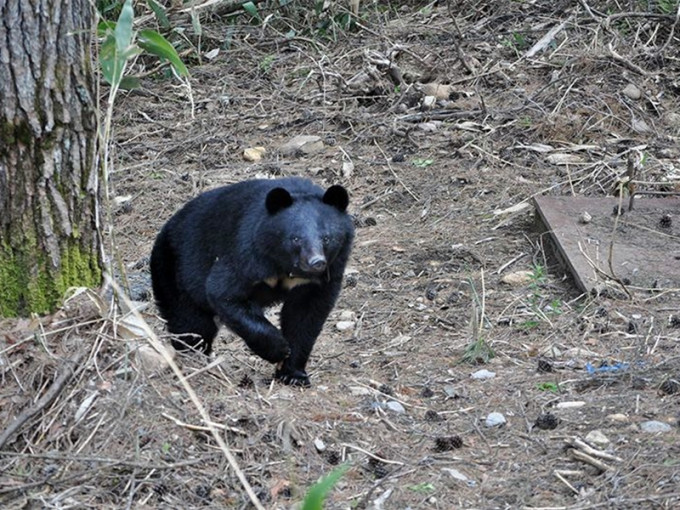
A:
[0,0,102,316]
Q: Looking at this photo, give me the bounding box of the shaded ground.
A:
[2,1,680,508]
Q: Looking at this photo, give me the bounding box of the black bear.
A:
[150,177,354,386]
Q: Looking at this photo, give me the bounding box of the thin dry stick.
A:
[569,448,613,471]
[341,443,404,466]
[374,141,419,202]
[0,350,86,449]
[553,470,580,495]
[109,279,266,510]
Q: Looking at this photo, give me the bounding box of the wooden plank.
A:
[533,196,680,294]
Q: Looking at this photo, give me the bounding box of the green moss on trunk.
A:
[0,241,101,316]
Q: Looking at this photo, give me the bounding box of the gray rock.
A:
[640,420,672,433]
[622,83,642,100]
[279,135,324,156]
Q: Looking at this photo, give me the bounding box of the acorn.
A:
[660,379,680,395]
[434,435,463,452]
[537,359,553,373]
[534,413,559,430]
[424,410,443,422]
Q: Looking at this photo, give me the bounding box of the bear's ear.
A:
[323,185,349,212]
[266,187,294,214]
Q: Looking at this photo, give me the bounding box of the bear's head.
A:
[262,185,352,277]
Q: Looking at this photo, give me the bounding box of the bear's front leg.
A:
[277,280,342,386]
[206,273,290,363]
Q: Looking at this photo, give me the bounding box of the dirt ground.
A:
[2,1,680,508]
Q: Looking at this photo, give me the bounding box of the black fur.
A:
[150,177,354,386]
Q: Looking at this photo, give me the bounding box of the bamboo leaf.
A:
[146,0,170,29]
[138,29,189,77]
[301,465,349,510]
[115,0,135,53]
[100,34,122,86]
[97,20,116,37]
[242,1,261,21]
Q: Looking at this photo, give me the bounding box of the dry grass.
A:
[2,1,680,508]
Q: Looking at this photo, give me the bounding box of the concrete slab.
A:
[533,196,680,294]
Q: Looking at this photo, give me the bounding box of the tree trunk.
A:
[0,0,102,316]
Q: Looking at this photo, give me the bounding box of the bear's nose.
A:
[308,255,327,272]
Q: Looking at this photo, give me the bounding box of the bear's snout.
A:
[301,254,327,274]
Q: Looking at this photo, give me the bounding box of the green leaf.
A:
[138,29,189,77]
[408,482,435,493]
[537,382,559,393]
[100,34,121,85]
[242,1,261,21]
[412,158,434,168]
[97,20,116,37]
[302,464,349,510]
[146,0,170,29]
[115,0,135,54]
[190,9,202,36]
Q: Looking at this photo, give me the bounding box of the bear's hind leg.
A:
[165,296,218,354]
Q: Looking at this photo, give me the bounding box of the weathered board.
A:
[534,196,680,294]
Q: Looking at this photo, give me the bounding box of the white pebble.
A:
[386,401,406,414]
[485,412,506,427]
[585,430,610,448]
[471,369,496,380]
[313,438,326,452]
[336,320,356,331]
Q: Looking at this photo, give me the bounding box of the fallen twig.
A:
[0,350,86,449]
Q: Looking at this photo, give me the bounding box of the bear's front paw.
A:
[259,341,290,364]
[275,368,311,387]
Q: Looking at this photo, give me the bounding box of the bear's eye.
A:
[322,235,330,245]
[291,236,300,244]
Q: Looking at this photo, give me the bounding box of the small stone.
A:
[441,467,469,482]
[386,401,406,414]
[607,413,630,423]
[622,83,642,100]
[585,430,610,448]
[339,310,356,321]
[579,211,592,224]
[279,135,324,156]
[243,146,266,162]
[136,344,174,372]
[313,438,326,452]
[443,385,458,398]
[471,369,496,380]
[632,118,652,134]
[485,412,506,427]
[336,320,356,331]
[421,83,453,99]
[421,95,436,110]
[640,420,672,433]
[501,270,533,285]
